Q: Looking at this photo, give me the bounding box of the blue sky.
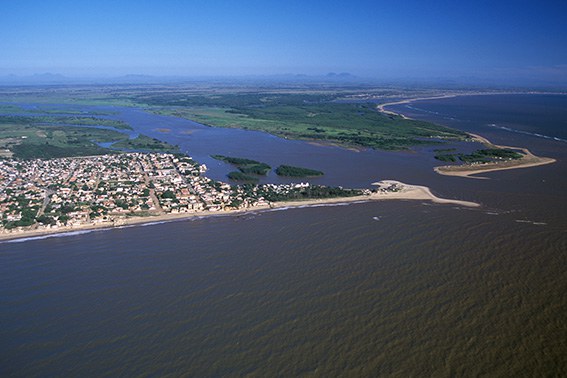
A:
[1,0,566,83]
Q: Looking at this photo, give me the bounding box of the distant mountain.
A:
[0,73,74,85]
[325,72,357,79]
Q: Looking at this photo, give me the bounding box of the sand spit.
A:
[435,133,556,178]
[369,180,479,207]
[269,180,478,210]
[377,96,556,178]
[376,92,528,120]
[377,95,458,120]
[0,181,478,242]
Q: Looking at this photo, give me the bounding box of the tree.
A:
[161,190,176,199]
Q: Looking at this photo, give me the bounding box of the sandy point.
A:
[370,180,480,207]
[435,133,556,178]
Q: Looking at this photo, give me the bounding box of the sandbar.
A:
[434,133,556,178]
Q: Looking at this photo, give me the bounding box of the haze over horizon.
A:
[2,0,566,86]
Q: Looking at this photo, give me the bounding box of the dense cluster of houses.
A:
[0,153,268,233]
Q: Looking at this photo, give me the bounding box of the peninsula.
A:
[0,152,478,242]
[434,134,556,178]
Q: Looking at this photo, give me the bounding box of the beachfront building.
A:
[0,153,239,232]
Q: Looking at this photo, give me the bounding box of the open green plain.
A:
[143,92,468,150]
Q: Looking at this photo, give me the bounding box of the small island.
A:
[212,155,271,175]
[275,165,324,177]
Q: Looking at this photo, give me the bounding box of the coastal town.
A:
[0,153,266,234]
[0,152,375,236]
[0,149,485,239]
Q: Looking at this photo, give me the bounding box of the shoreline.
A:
[376,91,563,120]
[0,180,479,243]
[377,96,557,178]
[377,94,459,119]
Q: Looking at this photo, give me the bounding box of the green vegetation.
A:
[160,190,177,200]
[212,155,271,175]
[112,135,178,152]
[435,148,524,164]
[0,87,138,107]
[10,143,111,159]
[275,165,324,177]
[30,109,117,116]
[144,92,467,151]
[1,194,41,229]
[37,115,131,129]
[0,104,117,116]
[227,171,259,183]
[255,185,364,202]
[0,124,126,159]
[0,87,470,152]
[0,114,131,130]
[0,121,175,159]
[138,92,336,108]
[434,154,458,162]
[460,148,524,163]
[35,214,56,226]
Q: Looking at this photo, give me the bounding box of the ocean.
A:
[1,94,566,376]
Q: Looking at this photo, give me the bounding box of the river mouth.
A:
[1,94,567,376]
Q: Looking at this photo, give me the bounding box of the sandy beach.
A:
[0,180,479,242]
